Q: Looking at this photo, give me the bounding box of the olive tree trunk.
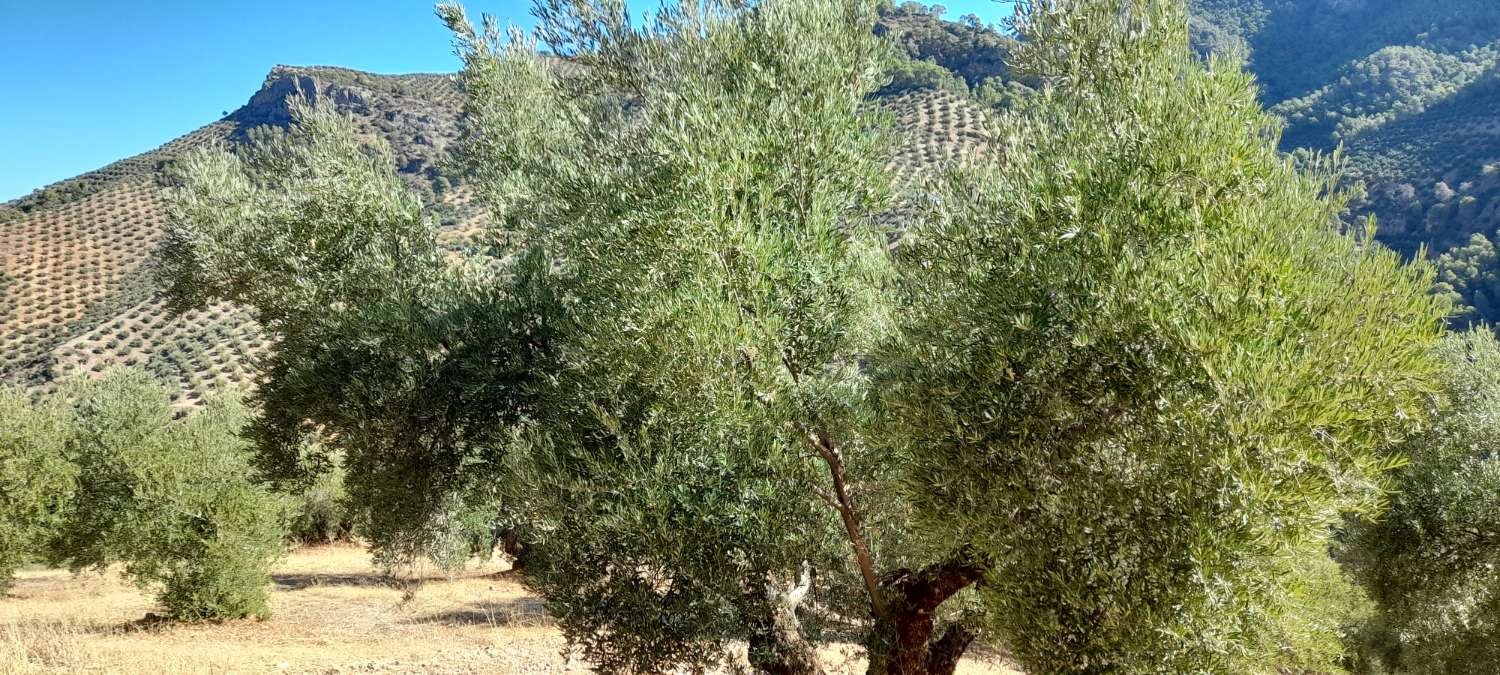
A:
[865,554,986,675]
[747,566,824,675]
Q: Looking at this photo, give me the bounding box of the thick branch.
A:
[881,547,988,613]
[925,624,976,675]
[747,564,824,675]
[866,548,989,675]
[778,350,885,620]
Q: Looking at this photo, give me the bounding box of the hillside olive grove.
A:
[4,1,1499,674]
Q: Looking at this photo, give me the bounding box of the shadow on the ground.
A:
[405,597,550,627]
[272,572,408,591]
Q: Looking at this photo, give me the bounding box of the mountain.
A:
[0,62,990,402]
[0,67,473,403]
[10,1,1500,401]
[1189,0,1500,322]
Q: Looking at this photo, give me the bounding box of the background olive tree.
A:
[874,0,1449,671]
[1341,328,1500,674]
[16,371,289,620]
[163,101,554,571]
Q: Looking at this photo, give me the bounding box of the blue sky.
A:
[0,1,1015,202]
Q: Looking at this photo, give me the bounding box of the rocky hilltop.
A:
[0,67,476,403]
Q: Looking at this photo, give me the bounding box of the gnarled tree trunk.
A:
[865,552,987,675]
[747,566,824,675]
[494,527,531,571]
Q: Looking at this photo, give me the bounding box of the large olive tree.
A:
[163,102,554,570]
[875,0,1448,671]
[440,0,934,671]
[447,0,1447,672]
[161,0,1451,671]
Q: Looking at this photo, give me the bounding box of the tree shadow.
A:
[272,572,408,592]
[405,597,551,627]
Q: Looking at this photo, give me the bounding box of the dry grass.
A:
[0,545,1020,674]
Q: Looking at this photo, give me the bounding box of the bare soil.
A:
[1,545,1020,674]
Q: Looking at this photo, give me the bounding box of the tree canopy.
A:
[157,0,1455,671]
[1341,328,1500,674]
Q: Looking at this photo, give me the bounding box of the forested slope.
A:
[1190,0,1500,322]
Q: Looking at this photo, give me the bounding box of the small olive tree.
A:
[1341,328,1500,674]
[45,371,288,620]
[0,388,75,594]
[874,0,1448,672]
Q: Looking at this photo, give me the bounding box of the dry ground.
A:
[1,545,1020,674]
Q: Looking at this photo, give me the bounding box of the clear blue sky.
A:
[0,1,1015,202]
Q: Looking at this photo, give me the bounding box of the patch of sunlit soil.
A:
[1,545,1019,674]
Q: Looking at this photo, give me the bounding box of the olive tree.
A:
[1341,328,1500,674]
[163,101,554,570]
[0,387,74,594]
[874,0,1448,672]
[440,0,1449,672]
[45,371,288,620]
[161,0,1450,669]
[439,0,936,671]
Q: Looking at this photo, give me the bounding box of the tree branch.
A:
[801,425,887,619]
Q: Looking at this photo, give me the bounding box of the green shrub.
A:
[0,388,76,593]
[882,56,968,95]
[47,371,288,620]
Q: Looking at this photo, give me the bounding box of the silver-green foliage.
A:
[46,371,288,620]
[163,101,548,571]
[1342,329,1500,674]
[444,0,904,670]
[287,452,351,544]
[875,0,1448,671]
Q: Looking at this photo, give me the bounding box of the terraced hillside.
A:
[0,65,991,405]
[0,66,476,404]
